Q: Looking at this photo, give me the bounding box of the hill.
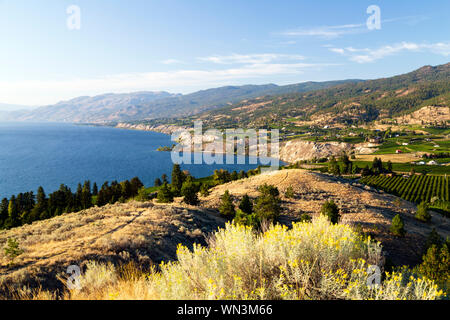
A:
[187,63,450,129]
[5,81,360,123]
[1,169,448,296]
[0,201,225,295]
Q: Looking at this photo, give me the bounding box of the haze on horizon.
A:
[0,0,449,106]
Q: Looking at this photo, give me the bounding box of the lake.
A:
[0,122,279,199]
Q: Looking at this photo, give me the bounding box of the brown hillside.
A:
[200,169,450,266]
[0,201,225,295]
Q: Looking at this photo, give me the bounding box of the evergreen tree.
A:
[0,198,8,228]
[390,214,406,237]
[157,183,174,203]
[7,196,19,228]
[130,177,144,196]
[253,184,281,222]
[181,180,199,205]
[92,182,98,196]
[231,171,239,181]
[238,194,253,215]
[154,178,162,187]
[199,183,210,197]
[120,180,133,199]
[387,160,393,173]
[321,200,340,224]
[219,190,235,218]
[171,164,184,196]
[161,174,169,184]
[415,202,431,222]
[81,181,92,209]
[238,170,247,179]
[328,156,340,176]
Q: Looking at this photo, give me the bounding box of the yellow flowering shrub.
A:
[58,216,444,300]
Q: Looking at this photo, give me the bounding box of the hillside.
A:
[185,63,450,129]
[1,169,448,296]
[0,201,225,295]
[3,81,359,123]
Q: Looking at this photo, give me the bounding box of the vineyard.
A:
[359,175,450,214]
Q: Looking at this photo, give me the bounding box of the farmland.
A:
[359,174,450,215]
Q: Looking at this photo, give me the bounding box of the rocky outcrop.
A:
[279,139,352,163]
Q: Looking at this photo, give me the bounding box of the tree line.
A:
[0,177,144,230]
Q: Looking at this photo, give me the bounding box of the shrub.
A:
[219,191,235,219]
[199,183,210,197]
[390,214,406,237]
[284,186,295,199]
[415,202,431,222]
[3,238,24,265]
[181,181,199,205]
[59,216,444,300]
[299,213,312,223]
[233,209,259,229]
[253,184,281,223]
[416,244,450,293]
[321,200,340,224]
[157,183,173,203]
[238,194,253,215]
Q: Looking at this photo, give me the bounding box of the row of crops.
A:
[359,174,449,204]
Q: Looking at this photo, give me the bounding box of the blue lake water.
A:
[0,122,280,199]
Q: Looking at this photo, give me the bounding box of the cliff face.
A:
[279,140,352,163]
[115,122,187,135]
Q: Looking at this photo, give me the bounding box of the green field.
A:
[359,175,450,215]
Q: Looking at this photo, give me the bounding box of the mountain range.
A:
[0,80,360,123]
[1,63,448,125]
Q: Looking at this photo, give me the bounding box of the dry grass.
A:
[17,216,444,300]
[0,201,225,296]
[200,169,450,266]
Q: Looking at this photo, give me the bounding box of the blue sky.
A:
[0,0,449,105]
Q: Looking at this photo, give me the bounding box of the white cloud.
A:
[199,53,305,64]
[161,59,183,65]
[329,41,450,63]
[0,56,333,105]
[279,23,367,39]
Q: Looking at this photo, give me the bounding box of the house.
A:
[396,149,402,154]
[418,161,425,165]
[427,160,438,165]
[402,142,409,146]
[434,145,440,148]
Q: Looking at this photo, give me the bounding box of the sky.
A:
[0,0,449,106]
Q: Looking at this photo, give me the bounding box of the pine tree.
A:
[253,184,281,222]
[238,194,253,215]
[0,198,8,228]
[130,177,144,196]
[30,186,47,221]
[7,196,19,228]
[92,183,98,196]
[219,190,235,218]
[321,200,340,224]
[157,183,174,203]
[81,181,92,209]
[390,214,406,237]
[415,202,431,222]
[171,164,184,196]
[199,183,210,197]
[328,156,341,176]
[181,180,199,205]
[154,178,162,187]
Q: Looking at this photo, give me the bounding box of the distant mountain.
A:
[16,91,178,123]
[0,103,34,112]
[10,80,360,123]
[188,63,450,128]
